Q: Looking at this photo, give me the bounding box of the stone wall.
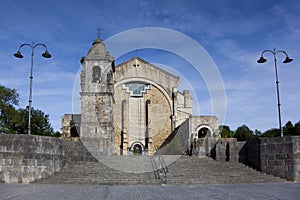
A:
[175,90,192,127]
[113,82,172,155]
[190,116,219,137]
[246,139,261,170]
[0,134,96,183]
[61,114,81,138]
[145,86,172,153]
[190,116,220,156]
[210,138,245,162]
[260,136,300,181]
[212,136,300,182]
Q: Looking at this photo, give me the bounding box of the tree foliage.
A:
[261,121,300,137]
[234,124,255,141]
[0,85,19,106]
[219,125,234,138]
[0,84,57,136]
[261,128,279,138]
[283,121,295,136]
[218,120,300,141]
[294,121,300,135]
[16,107,54,135]
[0,85,20,134]
[254,129,262,136]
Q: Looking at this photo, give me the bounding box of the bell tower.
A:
[80,37,115,156]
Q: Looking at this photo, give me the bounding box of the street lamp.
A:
[257,49,293,137]
[14,43,51,135]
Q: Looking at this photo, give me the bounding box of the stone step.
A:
[36,157,157,185]
[36,155,287,185]
[165,157,285,184]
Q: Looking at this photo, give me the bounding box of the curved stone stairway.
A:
[36,155,287,185]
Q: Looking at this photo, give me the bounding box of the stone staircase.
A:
[36,155,287,185]
[36,156,156,185]
[166,156,285,185]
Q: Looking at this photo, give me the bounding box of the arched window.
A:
[92,66,101,83]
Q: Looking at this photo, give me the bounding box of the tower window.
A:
[92,66,101,83]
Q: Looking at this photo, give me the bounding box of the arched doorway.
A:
[198,127,211,138]
[132,143,143,155]
[197,126,213,156]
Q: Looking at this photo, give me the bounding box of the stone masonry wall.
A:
[145,86,172,153]
[245,139,261,170]
[292,136,300,181]
[113,83,172,155]
[260,136,300,181]
[211,138,245,162]
[212,136,300,182]
[0,134,96,183]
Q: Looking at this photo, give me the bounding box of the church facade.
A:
[61,37,220,156]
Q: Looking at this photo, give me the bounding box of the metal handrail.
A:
[158,155,168,173]
[150,156,160,180]
[150,155,168,184]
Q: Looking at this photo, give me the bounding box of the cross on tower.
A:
[97,28,102,38]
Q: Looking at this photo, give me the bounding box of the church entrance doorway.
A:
[133,143,143,155]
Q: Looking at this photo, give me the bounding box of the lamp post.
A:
[14,43,51,135]
[257,49,293,137]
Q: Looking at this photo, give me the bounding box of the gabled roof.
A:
[114,57,180,94]
[116,57,179,80]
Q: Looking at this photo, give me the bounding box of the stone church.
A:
[61,37,220,156]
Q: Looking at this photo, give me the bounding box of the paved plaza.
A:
[0,182,299,200]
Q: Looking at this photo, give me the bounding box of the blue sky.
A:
[0,0,299,133]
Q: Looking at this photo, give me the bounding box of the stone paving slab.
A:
[0,183,299,200]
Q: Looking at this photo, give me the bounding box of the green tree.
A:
[219,125,234,138]
[52,131,61,137]
[0,85,21,134]
[0,105,22,134]
[254,129,262,136]
[294,121,300,135]
[0,85,19,106]
[261,128,280,137]
[0,84,56,136]
[262,121,300,137]
[234,125,255,141]
[283,121,295,136]
[17,107,54,136]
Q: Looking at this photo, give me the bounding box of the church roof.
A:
[114,57,180,96]
[116,57,179,80]
[85,37,113,61]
